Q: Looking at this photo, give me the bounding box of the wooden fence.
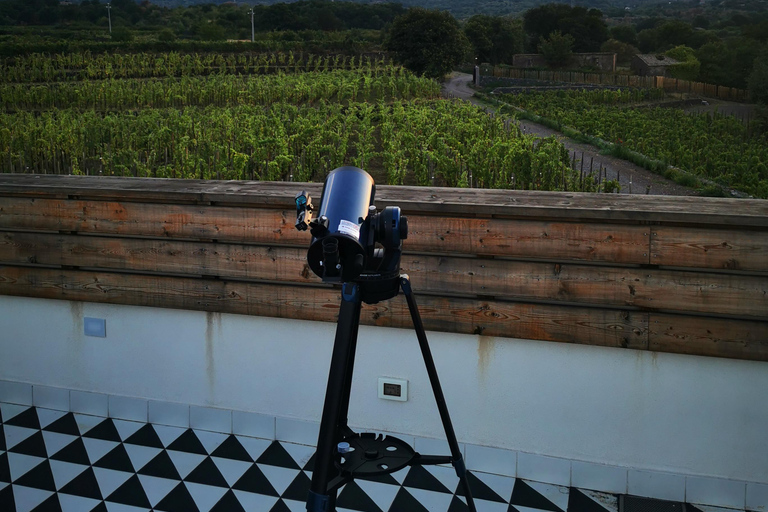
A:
[0,175,766,362]
[485,66,752,102]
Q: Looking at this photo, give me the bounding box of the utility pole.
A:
[106,3,112,34]
[248,8,255,43]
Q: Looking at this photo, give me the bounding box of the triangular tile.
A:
[138,450,180,480]
[422,465,460,494]
[210,489,246,512]
[237,437,271,463]
[268,499,292,512]
[0,483,13,511]
[89,501,108,512]
[280,471,311,502]
[84,420,121,443]
[73,415,104,437]
[82,439,119,467]
[105,475,150,508]
[231,490,279,511]
[122,444,161,474]
[0,424,5,451]
[282,498,309,512]
[92,468,132,499]
[579,489,618,512]
[94,445,134,473]
[59,467,103,500]
[568,488,615,512]
[389,467,410,486]
[510,480,561,511]
[387,487,429,512]
[51,438,91,466]
[184,457,228,488]
[153,425,187,449]
[57,493,102,512]
[185,481,229,511]
[402,465,451,494]
[102,503,148,512]
[15,460,57,491]
[232,465,279,496]
[10,485,53,512]
[510,506,563,512]
[355,479,401,512]
[44,414,80,437]
[211,457,252,487]
[123,424,163,449]
[167,430,206,455]
[31,492,62,512]
[256,442,300,469]
[193,430,228,455]
[166,451,206,480]
[136,474,181,508]
[36,410,67,430]
[473,472,515,503]
[4,425,38,451]
[281,443,316,471]
[257,464,301,496]
[154,482,200,512]
[7,453,46,482]
[0,404,29,423]
[302,452,315,472]
[447,495,470,511]
[524,481,568,512]
[0,453,10,483]
[111,420,143,443]
[336,480,383,512]
[41,432,78,460]
[454,471,506,503]
[407,487,456,511]
[210,436,252,462]
[10,431,48,458]
[49,460,89,491]
[6,408,41,430]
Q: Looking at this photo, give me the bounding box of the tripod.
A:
[306,274,477,512]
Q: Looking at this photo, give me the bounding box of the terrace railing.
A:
[0,175,766,362]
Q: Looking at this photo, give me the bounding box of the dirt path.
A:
[442,72,698,196]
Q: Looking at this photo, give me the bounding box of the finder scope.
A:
[295,166,408,289]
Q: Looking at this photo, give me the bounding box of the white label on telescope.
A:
[338,219,360,239]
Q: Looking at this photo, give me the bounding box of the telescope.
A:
[295,167,477,512]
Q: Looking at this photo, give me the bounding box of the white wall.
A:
[1,295,766,484]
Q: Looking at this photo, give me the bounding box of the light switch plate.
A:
[378,377,408,402]
[84,317,106,337]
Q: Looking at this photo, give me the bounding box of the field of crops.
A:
[2,51,597,192]
[500,89,768,198]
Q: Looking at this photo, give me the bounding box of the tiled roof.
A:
[634,54,681,66]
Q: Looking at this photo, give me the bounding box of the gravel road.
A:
[441,72,698,196]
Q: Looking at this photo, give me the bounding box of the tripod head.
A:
[295,166,408,303]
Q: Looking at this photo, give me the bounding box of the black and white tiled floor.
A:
[0,403,703,512]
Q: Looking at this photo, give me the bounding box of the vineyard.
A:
[1,51,601,192]
[500,89,768,198]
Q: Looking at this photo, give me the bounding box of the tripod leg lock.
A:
[306,490,330,512]
[453,456,468,480]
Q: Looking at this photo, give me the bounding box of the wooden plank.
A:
[0,266,647,351]
[0,200,651,263]
[649,313,768,361]
[651,226,768,272]
[401,256,768,319]
[2,175,768,227]
[3,232,764,318]
[406,216,650,264]
[0,197,307,246]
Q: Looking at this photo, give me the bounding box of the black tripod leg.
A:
[307,283,362,512]
[400,275,477,512]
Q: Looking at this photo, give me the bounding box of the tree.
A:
[523,4,608,53]
[600,39,639,67]
[539,30,574,69]
[384,8,470,79]
[665,45,700,81]
[748,50,768,104]
[464,14,523,65]
[610,25,638,46]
